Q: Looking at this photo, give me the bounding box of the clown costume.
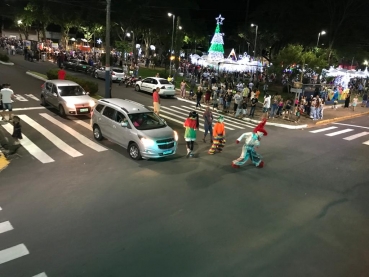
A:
[183,111,199,157]
[231,119,267,168]
[208,115,226,154]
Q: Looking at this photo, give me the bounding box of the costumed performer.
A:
[208,115,226,154]
[183,111,199,157]
[231,119,267,168]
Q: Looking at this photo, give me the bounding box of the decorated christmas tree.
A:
[208,15,225,61]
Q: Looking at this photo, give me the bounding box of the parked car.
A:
[135,77,175,97]
[64,59,91,73]
[91,98,178,160]
[41,80,95,117]
[94,67,126,82]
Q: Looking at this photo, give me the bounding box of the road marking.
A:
[160,106,235,130]
[40,113,107,152]
[2,123,55,163]
[0,207,2,210]
[333,123,369,130]
[0,221,14,234]
[148,107,206,132]
[19,115,83,158]
[309,126,338,133]
[32,273,48,277]
[187,105,257,127]
[71,119,92,130]
[0,244,29,264]
[25,94,40,101]
[343,132,369,141]
[13,94,28,101]
[325,129,354,136]
[13,107,46,111]
[176,105,255,129]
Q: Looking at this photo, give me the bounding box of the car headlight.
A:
[140,137,155,147]
[89,100,95,107]
[66,102,75,109]
[174,131,178,141]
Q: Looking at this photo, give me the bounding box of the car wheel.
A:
[59,105,66,117]
[135,85,140,92]
[94,72,98,79]
[41,95,47,106]
[93,125,103,141]
[128,143,142,160]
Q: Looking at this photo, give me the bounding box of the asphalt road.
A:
[0,58,369,277]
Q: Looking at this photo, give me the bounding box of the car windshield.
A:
[58,85,86,96]
[79,61,88,65]
[113,68,123,73]
[128,112,166,130]
[159,79,170,84]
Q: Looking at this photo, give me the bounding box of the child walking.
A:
[352,95,358,111]
[183,111,199,157]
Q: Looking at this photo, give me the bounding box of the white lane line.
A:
[149,107,206,132]
[186,105,257,128]
[175,106,254,129]
[25,94,40,101]
[0,221,13,234]
[2,123,55,163]
[32,273,48,277]
[13,107,46,111]
[13,94,28,101]
[343,132,369,141]
[19,115,83,158]
[40,113,107,152]
[0,244,29,265]
[333,123,369,129]
[309,126,338,133]
[325,129,354,137]
[160,106,235,130]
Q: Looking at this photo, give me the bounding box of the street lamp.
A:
[316,30,326,47]
[168,12,175,76]
[251,23,258,58]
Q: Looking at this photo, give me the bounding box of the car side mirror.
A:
[121,122,128,127]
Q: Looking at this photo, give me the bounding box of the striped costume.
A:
[208,116,226,154]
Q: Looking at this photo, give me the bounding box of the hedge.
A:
[46,68,98,95]
[0,53,10,63]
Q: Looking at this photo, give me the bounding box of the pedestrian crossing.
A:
[149,105,257,132]
[1,113,107,164]
[309,125,369,146]
[0,207,48,276]
[11,93,40,103]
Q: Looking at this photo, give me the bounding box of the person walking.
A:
[183,111,199,157]
[58,66,66,80]
[202,106,213,143]
[195,86,203,110]
[208,115,226,155]
[153,87,161,116]
[180,80,189,98]
[0,84,15,121]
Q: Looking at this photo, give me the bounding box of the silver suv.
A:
[91,98,178,160]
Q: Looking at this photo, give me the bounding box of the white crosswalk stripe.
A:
[0,244,29,264]
[32,273,48,277]
[325,129,353,136]
[309,125,369,146]
[10,94,40,103]
[0,221,14,234]
[25,94,40,101]
[13,94,28,102]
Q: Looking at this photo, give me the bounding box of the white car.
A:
[94,67,126,82]
[135,77,175,97]
[41,80,95,117]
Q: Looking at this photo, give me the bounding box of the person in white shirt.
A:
[0,84,15,121]
[263,94,271,118]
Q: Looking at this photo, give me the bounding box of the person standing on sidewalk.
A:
[249,96,258,118]
[0,84,15,121]
[153,88,161,116]
[263,94,271,118]
[352,95,358,111]
[180,80,189,98]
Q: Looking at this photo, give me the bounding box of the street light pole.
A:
[251,24,258,58]
[105,0,111,98]
[168,13,175,77]
[316,30,326,47]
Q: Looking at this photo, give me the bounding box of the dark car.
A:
[64,59,91,73]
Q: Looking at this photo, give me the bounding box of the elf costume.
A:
[184,111,199,157]
[208,115,226,154]
[232,119,267,168]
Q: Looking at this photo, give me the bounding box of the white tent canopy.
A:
[323,66,369,78]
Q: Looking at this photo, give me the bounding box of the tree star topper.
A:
[216,14,225,25]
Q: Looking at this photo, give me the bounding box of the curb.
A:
[316,111,369,125]
[26,71,47,81]
[0,60,14,66]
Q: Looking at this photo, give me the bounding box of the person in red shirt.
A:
[153,87,160,115]
[58,67,66,80]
